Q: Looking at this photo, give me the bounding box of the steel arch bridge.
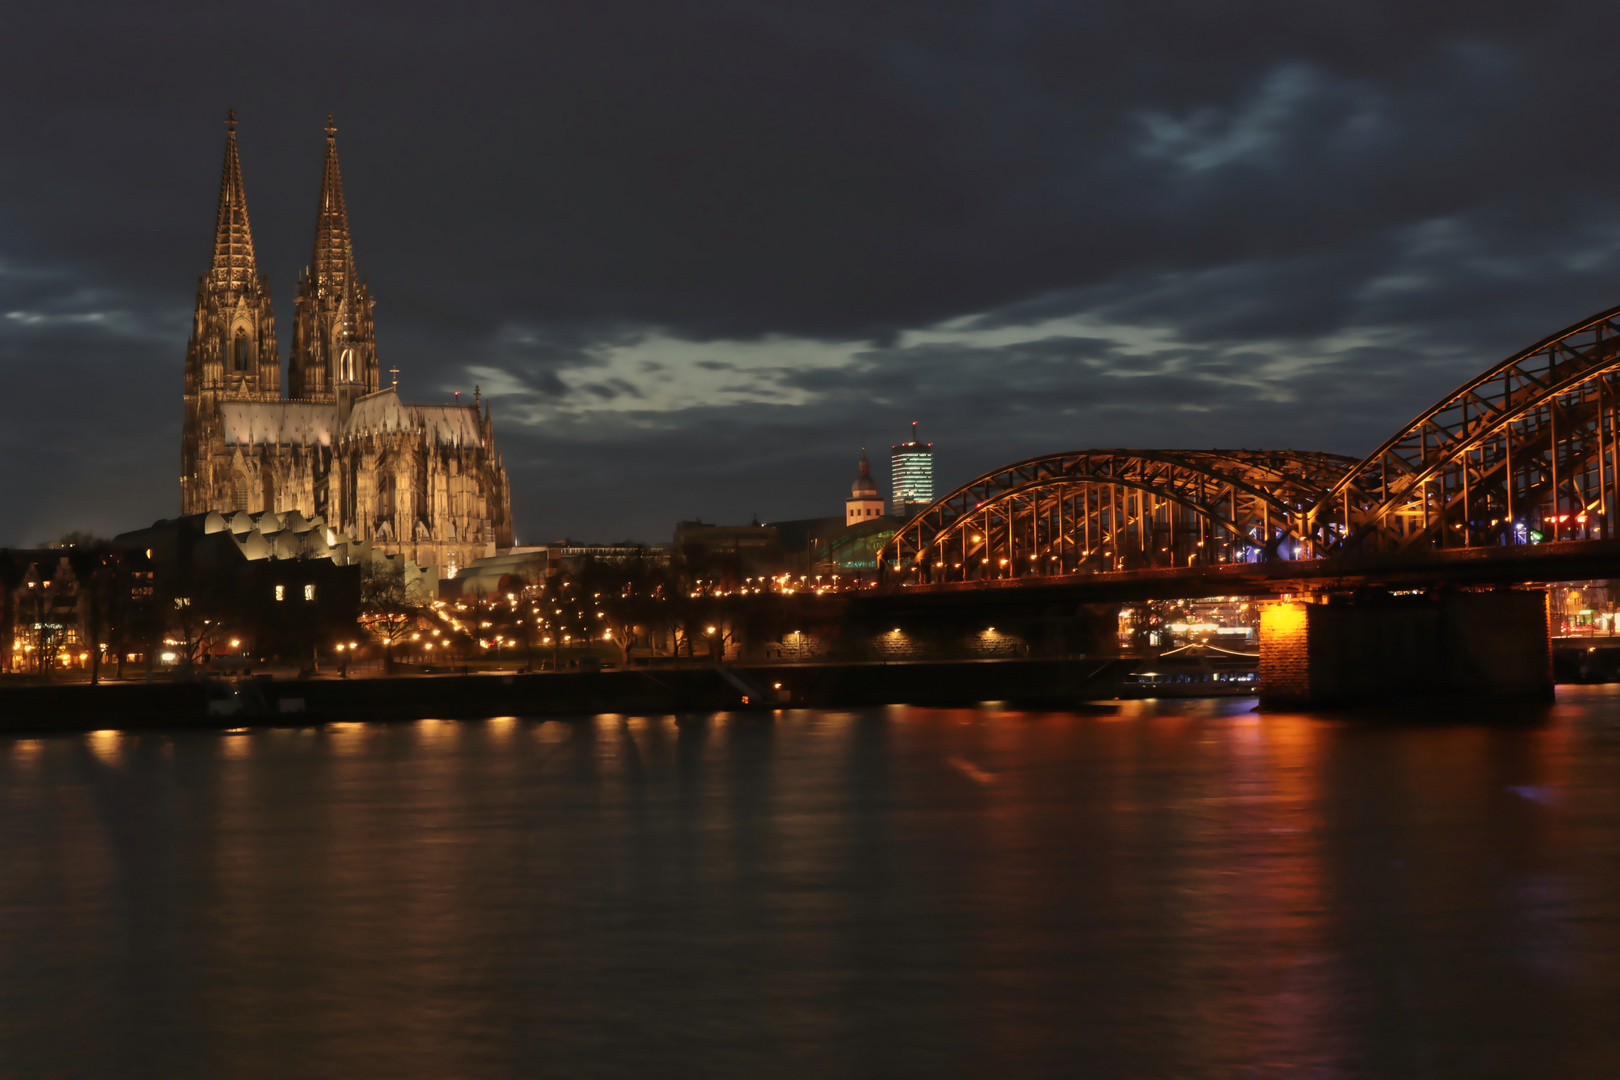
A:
[878,299,1620,585]
[1305,301,1620,555]
[880,448,1358,584]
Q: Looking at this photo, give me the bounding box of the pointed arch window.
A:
[341,348,355,383]
[231,472,249,511]
[380,468,397,520]
[233,328,250,372]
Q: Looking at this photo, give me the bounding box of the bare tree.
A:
[46,531,109,550]
[17,577,71,677]
[360,558,429,673]
[66,549,115,685]
[579,554,672,666]
[167,595,230,671]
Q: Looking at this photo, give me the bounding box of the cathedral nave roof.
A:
[343,387,484,448]
[220,401,336,447]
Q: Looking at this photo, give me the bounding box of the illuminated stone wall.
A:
[869,630,930,660]
[770,631,824,661]
[1258,602,1311,703]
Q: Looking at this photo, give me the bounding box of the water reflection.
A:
[86,728,123,764]
[0,692,1618,1076]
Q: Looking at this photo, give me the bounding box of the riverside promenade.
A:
[0,657,1133,734]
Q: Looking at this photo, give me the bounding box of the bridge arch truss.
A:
[1308,302,1620,555]
[880,449,1356,584]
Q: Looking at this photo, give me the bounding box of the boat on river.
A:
[1119,643,1258,698]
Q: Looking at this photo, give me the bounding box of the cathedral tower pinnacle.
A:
[184,109,280,398]
[290,114,380,415]
[209,109,256,293]
[182,110,280,513]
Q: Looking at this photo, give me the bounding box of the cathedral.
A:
[181,112,512,577]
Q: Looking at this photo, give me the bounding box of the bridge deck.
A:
[881,537,1620,603]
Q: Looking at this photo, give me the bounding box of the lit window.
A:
[275,585,285,601]
[304,584,316,601]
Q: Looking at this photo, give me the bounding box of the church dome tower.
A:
[845,449,886,525]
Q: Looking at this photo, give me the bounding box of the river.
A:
[3,690,1620,1078]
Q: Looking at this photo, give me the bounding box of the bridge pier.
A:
[1258,589,1553,709]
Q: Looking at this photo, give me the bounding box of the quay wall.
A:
[0,657,1133,736]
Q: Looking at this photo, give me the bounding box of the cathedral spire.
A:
[184,110,280,512]
[290,113,380,406]
[310,113,356,303]
[209,107,259,291]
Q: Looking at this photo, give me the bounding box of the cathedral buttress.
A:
[290,115,380,418]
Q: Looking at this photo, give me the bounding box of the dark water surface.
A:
[5,691,1620,1078]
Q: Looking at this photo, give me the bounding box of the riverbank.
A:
[0,657,1135,734]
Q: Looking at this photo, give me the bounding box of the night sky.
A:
[6,2,1620,546]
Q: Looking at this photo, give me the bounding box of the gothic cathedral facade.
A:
[181,113,513,577]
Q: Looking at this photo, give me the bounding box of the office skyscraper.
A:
[890,422,934,518]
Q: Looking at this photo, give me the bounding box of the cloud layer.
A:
[5,1,1620,544]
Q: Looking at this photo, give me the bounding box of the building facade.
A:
[181,112,512,577]
[889,422,934,518]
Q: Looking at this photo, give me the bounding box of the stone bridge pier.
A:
[1258,588,1553,709]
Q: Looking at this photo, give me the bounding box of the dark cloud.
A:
[4,1,1620,544]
